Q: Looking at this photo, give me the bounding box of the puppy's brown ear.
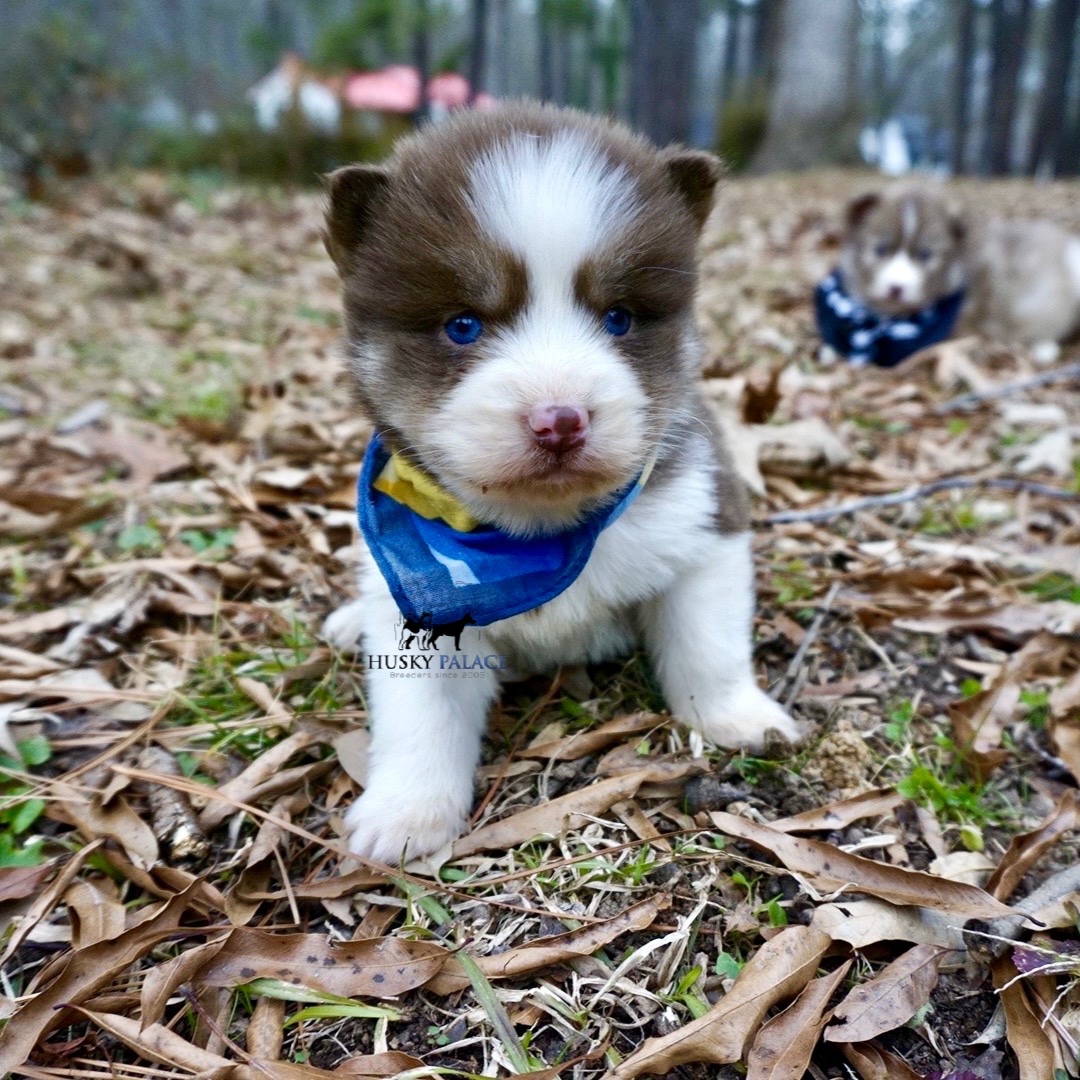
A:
[664,149,725,230]
[845,192,880,229]
[323,164,391,270]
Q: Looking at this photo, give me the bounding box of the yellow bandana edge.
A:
[374,453,481,532]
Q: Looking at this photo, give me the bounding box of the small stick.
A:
[763,476,1079,526]
[935,359,1080,414]
[967,861,1080,963]
[778,581,841,708]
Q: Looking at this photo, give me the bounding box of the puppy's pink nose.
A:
[528,404,589,453]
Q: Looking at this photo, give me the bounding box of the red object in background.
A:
[344,65,497,114]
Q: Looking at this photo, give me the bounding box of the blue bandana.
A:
[357,435,651,629]
[814,270,965,368]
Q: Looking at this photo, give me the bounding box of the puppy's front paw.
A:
[344,788,469,864]
[695,683,800,753]
[323,598,366,652]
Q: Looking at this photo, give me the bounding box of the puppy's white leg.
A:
[344,584,498,863]
[642,531,798,751]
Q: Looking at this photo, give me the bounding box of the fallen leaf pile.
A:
[2,168,1080,1078]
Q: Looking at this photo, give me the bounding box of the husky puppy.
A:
[323,103,796,863]
[841,185,1080,359]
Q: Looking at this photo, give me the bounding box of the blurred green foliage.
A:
[716,89,770,172]
[140,109,402,183]
[0,1,147,184]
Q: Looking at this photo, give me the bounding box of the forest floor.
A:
[2,167,1080,1080]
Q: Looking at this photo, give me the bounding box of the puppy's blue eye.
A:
[604,307,632,336]
[445,314,483,345]
[874,242,892,258]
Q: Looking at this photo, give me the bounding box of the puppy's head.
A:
[840,187,966,317]
[325,103,720,535]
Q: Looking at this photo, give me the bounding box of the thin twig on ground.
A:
[934,360,1080,414]
[763,476,1079,526]
[778,581,841,708]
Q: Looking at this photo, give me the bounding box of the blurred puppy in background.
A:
[833,185,1080,365]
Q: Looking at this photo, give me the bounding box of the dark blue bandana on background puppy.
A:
[815,270,965,368]
[358,434,654,628]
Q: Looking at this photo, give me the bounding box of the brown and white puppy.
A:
[323,102,796,863]
[842,185,1080,359]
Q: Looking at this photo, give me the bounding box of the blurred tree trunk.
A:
[721,0,742,104]
[950,0,977,175]
[1059,79,1080,174]
[1028,0,1080,175]
[983,0,1033,175]
[628,0,701,145]
[866,0,888,125]
[491,0,511,97]
[555,22,572,105]
[413,0,431,123]
[468,0,488,102]
[538,0,555,101]
[749,0,780,87]
[750,0,861,171]
[583,1,602,112]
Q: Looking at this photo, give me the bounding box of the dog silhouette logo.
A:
[397,612,475,652]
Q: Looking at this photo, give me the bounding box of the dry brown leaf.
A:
[710,811,1018,919]
[199,730,316,831]
[241,866,390,902]
[226,792,309,926]
[65,879,126,949]
[810,898,966,951]
[427,893,671,995]
[1049,715,1080,784]
[947,683,1017,781]
[77,1008,234,1075]
[0,842,103,967]
[1050,666,1080,717]
[769,788,904,833]
[140,937,230,1028]
[986,789,1080,902]
[0,863,52,903]
[992,956,1063,1080]
[1029,890,1080,930]
[53,783,160,870]
[195,928,448,999]
[841,1040,924,1080]
[454,762,699,856]
[233,1053,429,1080]
[79,424,189,491]
[0,882,197,1073]
[610,926,831,1078]
[949,634,1052,782]
[517,711,664,761]
[246,996,286,1061]
[745,960,851,1079]
[824,945,946,1044]
[331,1053,427,1077]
